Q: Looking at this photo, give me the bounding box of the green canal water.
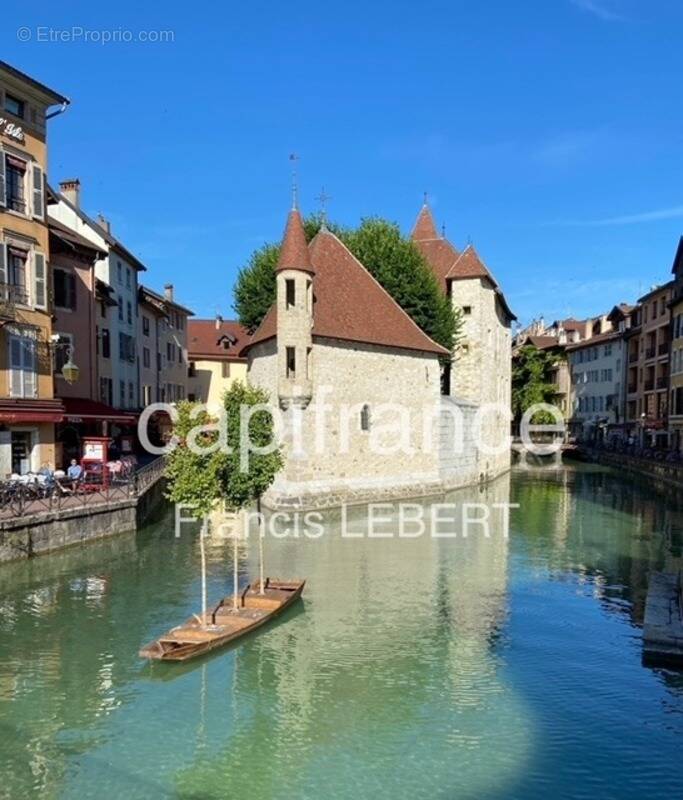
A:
[1,465,683,799]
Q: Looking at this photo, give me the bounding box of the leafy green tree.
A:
[164,385,283,616]
[511,345,562,423]
[233,215,461,356]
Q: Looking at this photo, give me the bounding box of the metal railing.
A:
[0,456,166,520]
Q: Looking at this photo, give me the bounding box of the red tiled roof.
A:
[411,204,440,241]
[448,244,494,282]
[565,330,620,351]
[526,335,563,351]
[189,319,249,361]
[277,209,314,274]
[244,228,448,357]
[413,238,460,293]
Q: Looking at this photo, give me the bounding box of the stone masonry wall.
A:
[450,277,512,477]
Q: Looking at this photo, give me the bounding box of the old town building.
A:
[49,179,146,412]
[244,206,503,509]
[187,317,248,411]
[411,202,515,475]
[668,238,683,450]
[566,309,631,442]
[0,62,68,476]
[139,283,194,406]
[624,281,673,446]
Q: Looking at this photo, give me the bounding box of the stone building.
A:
[0,61,68,476]
[244,207,502,509]
[187,317,248,412]
[624,281,673,446]
[668,238,683,450]
[411,203,515,475]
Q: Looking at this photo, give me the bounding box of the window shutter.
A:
[33,252,47,310]
[0,147,5,208]
[23,340,36,398]
[32,163,45,220]
[9,337,22,397]
[0,242,7,291]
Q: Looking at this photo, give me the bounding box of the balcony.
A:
[629,352,638,363]
[627,384,637,395]
[645,347,656,360]
[644,380,655,391]
[658,342,669,356]
[0,283,29,320]
[656,377,668,389]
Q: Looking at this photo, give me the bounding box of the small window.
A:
[463,306,472,315]
[142,316,150,336]
[119,380,126,406]
[167,342,174,362]
[286,279,296,309]
[222,362,231,379]
[54,268,77,310]
[360,404,371,432]
[4,93,24,118]
[188,362,196,378]
[126,267,131,288]
[118,297,123,321]
[127,301,132,325]
[143,347,151,368]
[117,262,122,283]
[286,346,296,378]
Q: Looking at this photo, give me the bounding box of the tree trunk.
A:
[200,518,208,626]
[233,518,239,611]
[257,496,265,594]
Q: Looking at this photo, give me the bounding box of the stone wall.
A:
[449,277,512,477]
[249,337,509,509]
[0,499,137,562]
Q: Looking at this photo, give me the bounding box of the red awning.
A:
[61,397,138,425]
[0,399,65,424]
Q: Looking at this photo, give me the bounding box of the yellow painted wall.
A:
[188,359,247,412]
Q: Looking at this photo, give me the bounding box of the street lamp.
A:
[50,335,80,385]
[61,348,80,384]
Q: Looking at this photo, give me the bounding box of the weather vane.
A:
[316,186,332,226]
[289,153,299,209]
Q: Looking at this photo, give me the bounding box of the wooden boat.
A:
[139,578,305,662]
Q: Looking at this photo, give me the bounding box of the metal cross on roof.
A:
[316,186,332,226]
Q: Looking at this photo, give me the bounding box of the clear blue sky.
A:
[4,0,683,325]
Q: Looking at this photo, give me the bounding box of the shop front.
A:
[56,397,137,469]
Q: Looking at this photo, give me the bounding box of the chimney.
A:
[97,214,111,234]
[215,314,223,330]
[60,178,81,208]
[164,283,174,302]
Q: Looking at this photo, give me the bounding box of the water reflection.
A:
[0,467,682,799]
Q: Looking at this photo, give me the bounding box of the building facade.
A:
[411,203,515,476]
[49,179,146,411]
[668,239,683,450]
[624,282,672,446]
[139,283,193,406]
[567,329,625,442]
[0,62,68,476]
[187,317,248,411]
[245,207,497,509]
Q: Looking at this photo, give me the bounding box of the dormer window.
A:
[286,279,296,309]
[4,93,24,119]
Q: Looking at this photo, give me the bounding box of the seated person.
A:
[67,459,83,482]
